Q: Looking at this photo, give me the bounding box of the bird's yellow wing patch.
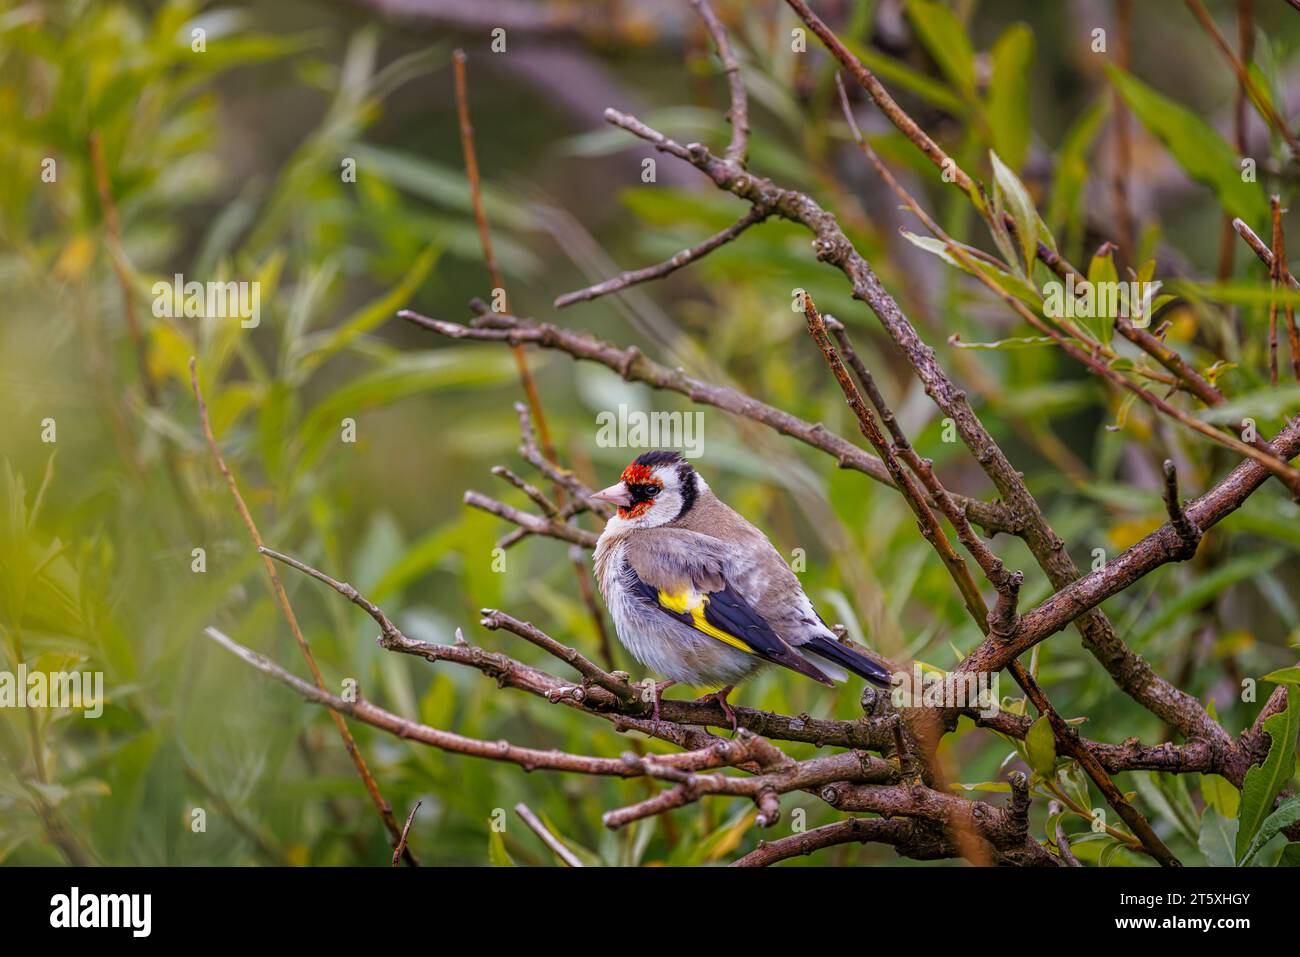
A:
[626,565,835,685]
[655,588,756,655]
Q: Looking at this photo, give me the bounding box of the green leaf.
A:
[1130,550,1283,648]
[1026,714,1057,776]
[1201,773,1240,819]
[1238,796,1300,866]
[1281,843,1300,866]
[950,335,1057,350]
[987,24,1034,171]
[843,39,967,116]
[1198,807,1238,867]
[1263,667,1300,686]
[906,0,977,98]
[1106,65,1268,225]
[1132,773,1196,843]
[348,142,532,229]
[295,244,440,377]
[1235,686,1299,861]
[296,348,525,469]
[1047,97,1109,246]
[1198,384,1300,426]
[1084,244,1120,345]
[899,229,1041,306]
[990,150,1038,274]
[488,828,515,866]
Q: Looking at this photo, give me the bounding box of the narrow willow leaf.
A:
[1106,65,1268,224]
[991,150,1038,273]
[1047,97,1109,245]
[950,335,1057,350]
[843,38,967,116]
[906,0,977,98]
[987,23,1034,171]
[488,829,515,866]
[1236,686,1299,861]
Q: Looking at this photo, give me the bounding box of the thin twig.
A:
[392,801,421,867]
[1049,800,1082,867]
[1234,216,1300,288]
[1271,196,1284,385]
[1217,0,1254,280]
[836,106,1300,491]
[514,803,584,866]
[1161,460,1202,557]
[1186,0,1300,159]
[189,359,418,866]
[554,206,768,308]
[88,131,157,407]
[452,49,556,462]
[690,0,749,165]
[1013,665,1182,866]
[399,310,1018,534]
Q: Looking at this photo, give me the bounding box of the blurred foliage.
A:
[0,0,1297,866]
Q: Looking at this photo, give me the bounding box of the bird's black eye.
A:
[627,483,660,502]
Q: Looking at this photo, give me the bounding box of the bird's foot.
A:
[650,679,676,732]
[694,685,738,734]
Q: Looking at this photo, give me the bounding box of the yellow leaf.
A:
[54,234,96,280]
[148,322,196,386]
[705,810,756,860]
[1106,516,1162,550]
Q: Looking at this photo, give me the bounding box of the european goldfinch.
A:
[591,451,891,730]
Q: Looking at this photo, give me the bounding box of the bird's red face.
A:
[590,451,695,527]
[592,461,664,519]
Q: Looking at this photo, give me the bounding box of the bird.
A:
[590,450,892,732]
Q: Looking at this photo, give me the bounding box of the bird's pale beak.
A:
[591,482,632,508]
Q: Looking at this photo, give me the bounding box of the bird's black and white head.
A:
[591,451,705,530]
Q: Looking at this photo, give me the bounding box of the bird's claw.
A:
[695,685,738,735]
[649,679,675,734]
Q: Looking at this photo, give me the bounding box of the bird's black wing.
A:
[624,561,835,687]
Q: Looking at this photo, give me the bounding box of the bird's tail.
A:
[802,634,893,688]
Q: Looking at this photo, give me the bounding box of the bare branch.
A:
[1161,460,1202,558]
[479,608,639,704]
[514,803,583,866]
[690,0,749,165]
[1185,0,1300,159]
[399,309,1018,534]
[554,206,768,308]
[1012,664,1181,866]
[392,801,421,867]
[960,416,1300,701]
[491,465,558,516]
[453,49,553,442]
[1235,216,1300,288]
[1049,801,1082,868]
[731,816,947,866]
